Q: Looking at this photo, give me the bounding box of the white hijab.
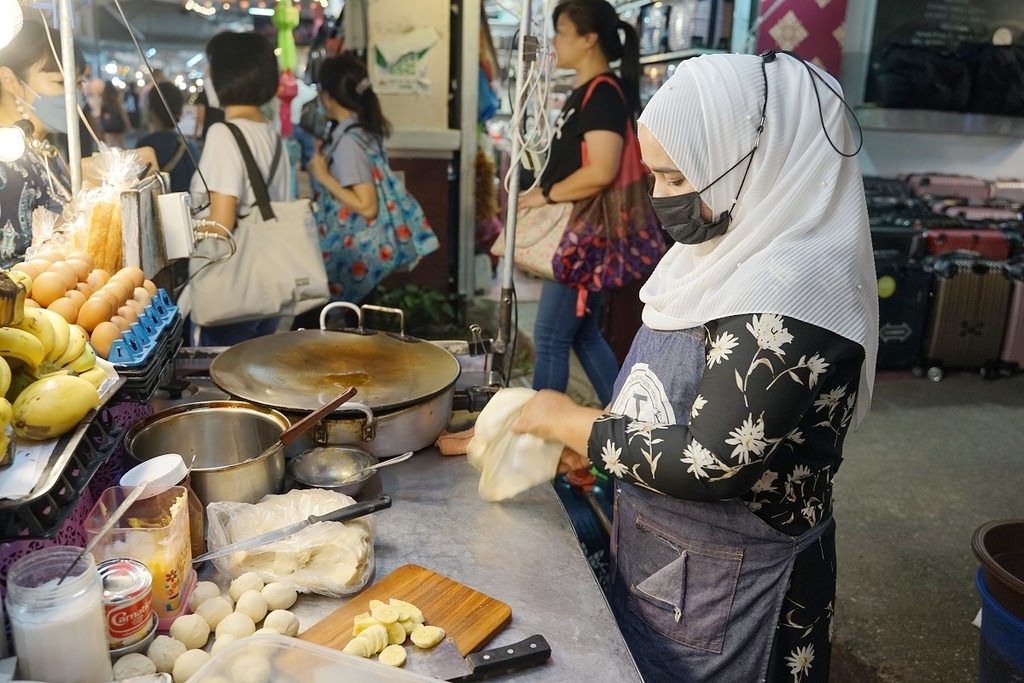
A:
[638,53,878,425]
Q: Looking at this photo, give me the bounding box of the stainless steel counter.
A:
[166,370,642,681]
[207,448,642,682]
[314,450,640,681]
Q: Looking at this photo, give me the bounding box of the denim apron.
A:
[607,326,834,682]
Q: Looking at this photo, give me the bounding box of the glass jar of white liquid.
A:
[5,546,114,683]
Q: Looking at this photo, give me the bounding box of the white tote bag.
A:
[187,124,329,327]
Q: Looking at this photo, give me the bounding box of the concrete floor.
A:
[493,272,1022,682]
[831,371,1024,682]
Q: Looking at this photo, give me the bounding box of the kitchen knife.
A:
[404,634,551,682]
[192,494,392,563]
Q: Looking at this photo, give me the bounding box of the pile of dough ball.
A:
[342,598,445,668]
[112,574,300,682]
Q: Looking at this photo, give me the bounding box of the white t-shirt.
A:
[190,119,291,213]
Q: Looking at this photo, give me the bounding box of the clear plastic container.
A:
[190,633,436,682]
[85,485,192,619]
[5,546,114,683]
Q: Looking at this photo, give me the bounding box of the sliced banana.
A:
[378,644,407,667]
[399,619,418,635]
[361,623,389,654]
[410,625,445,649]
[389,598,424,624]
[371,603,401,625]
[342,636,373,658]
[352,613,379,637]
[386,621,406,645]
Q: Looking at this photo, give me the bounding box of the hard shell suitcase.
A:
[1001,261,1024,367]
[906,173,992,201]
[922,255,1012,375]
[992,180,1024,203]
[925,229,1012,260]
[875,250,931,369]
[666,0,732,51]
[938,204,1021,222]
[870,226,926,260]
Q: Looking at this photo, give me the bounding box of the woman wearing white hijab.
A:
[513,52,878,682]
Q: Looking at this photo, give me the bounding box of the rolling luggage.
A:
[666,0,732,52]
[875,250,931,369]
[1001,261,1024,368]
[906,174,992,201]
[935,203,1021,222]
[925,229,1012,260]
[921,255,1013,378]
[992,180,1024,203]
[870,226,926,260]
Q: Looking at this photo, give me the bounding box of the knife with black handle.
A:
[448,634,552,681]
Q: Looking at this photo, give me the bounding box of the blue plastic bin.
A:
[977,568,1024,682]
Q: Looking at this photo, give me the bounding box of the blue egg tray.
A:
[108,289,179,369]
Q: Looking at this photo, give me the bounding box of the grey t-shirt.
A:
[328,115,374,188]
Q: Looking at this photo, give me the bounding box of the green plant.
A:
[366,284,461,336]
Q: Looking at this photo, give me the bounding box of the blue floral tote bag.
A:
[315,125,439,303]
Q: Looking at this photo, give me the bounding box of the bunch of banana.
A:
[0,305,106,441]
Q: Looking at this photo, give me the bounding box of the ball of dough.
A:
[188,581,222,611]
[254,626,278,635]
[230,654,272,683]
[148,635,187,674]
[113,653,157,679]
[261,582,297,611]
[263,610,300,637]
[172,648,211,683]
[215,611,256,640]
[235,589,268,623]
[229,572,264,602]
[210,634,237,655]
[170,613,211,650]
[196,595,233,630]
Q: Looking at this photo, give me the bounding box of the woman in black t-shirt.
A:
[518,0,641,407]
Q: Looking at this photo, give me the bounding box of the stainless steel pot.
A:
[124,401,290,506]
[208,307,462,457]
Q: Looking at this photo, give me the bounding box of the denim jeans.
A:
[190,317,280,347]
[531,280,618,406]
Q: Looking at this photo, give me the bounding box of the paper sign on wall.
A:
[373,27,440,95]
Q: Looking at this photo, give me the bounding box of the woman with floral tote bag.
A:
[307,54,438,305]
[510,52,877,683]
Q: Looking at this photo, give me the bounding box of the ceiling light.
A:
[248,6,274,15]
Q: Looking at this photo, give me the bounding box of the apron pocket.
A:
[625,514,743,654]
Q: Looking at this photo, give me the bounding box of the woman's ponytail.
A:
[318,54,392,139]
[616,19,641,116]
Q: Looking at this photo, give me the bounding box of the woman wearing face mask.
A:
[511,53,878,682]
[0,21,73,267]
[518,0,643,408]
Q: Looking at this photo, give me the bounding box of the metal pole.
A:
[58,0,80,194]
[493,0,532,368]
[457,0,480,299]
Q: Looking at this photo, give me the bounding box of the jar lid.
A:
[120,453,188,499]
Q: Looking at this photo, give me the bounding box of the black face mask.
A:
[650,192,730,244]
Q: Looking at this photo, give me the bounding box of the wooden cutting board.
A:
[299,564,512,657]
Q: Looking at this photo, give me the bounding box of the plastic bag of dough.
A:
[466,387,563,502]
[205,489,374,597]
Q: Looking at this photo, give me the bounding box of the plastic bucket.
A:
[976,569,1024,683]
[972,519,1024,621]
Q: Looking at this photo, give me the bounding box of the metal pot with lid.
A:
[209,303,461,457]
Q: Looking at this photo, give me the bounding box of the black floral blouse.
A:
[589,313,865,683]
[0,148,67,268]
